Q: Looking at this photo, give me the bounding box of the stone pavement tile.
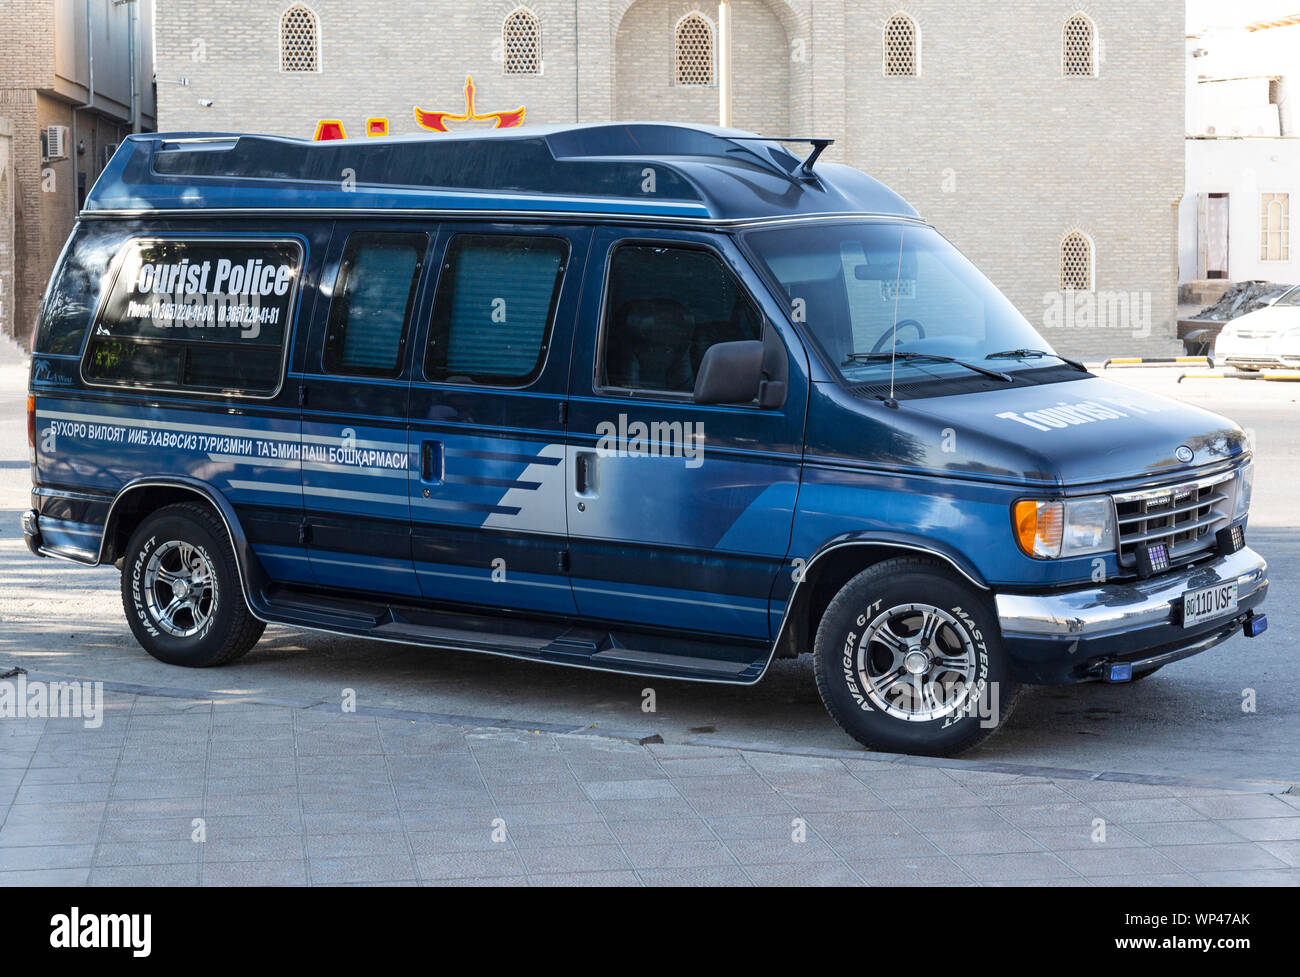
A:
[203,859,308,886]
[581,779,680,801]
[656,755,754,778]
[951,852,1079,882]
[0,844,94,872]
[744,861,863,886]
[1056,781,1175,801]
[1154,843,1290,873]
[607,818,715,845]
[562,758,667,784]
[89,863,200,886]
[397,807,497,832]
[825,829,940,861]
[492,801,604,826]
[1218,817,1300,842]
[594,797,701,822]
[0,820,101,847]
[2,801,106,825]
[110,778,208,802]
[725,836,843,866]
[1121,820,1244,846]
[983,877,1093,887]
[1021,825,1146,850]
[646,742,738,760]
[99,817,204,843]
[892,805,1010,832]
[507,820,617,849]
[488,780,589,806]
[869,786,985,810]
[1055,846,1187,878]
[961,783,1075,806]
[308,831,410,859]
[852,855,973,886]
[297,792,400,816]
[114,760,206,781]
[1087,798,1205,823]
[14,781,111,805]
[672,774,781,799]
[940,769,1052,786]
[621,840,735,871]
[683,792,792,818]
[843,763,957,789]
[529,870,641,886]
[1089,874,1202,887]
[94,840,200,866]
[1180,794,1298,820]
[920,828,1046,856]
[770,789,889,813]
[397,786,495,811]
[426,876,527,887]
[309,853,418,884]
[479,761,576,788]
[0,868,91,886]
[406,828,500,855]
[758,771,872,793]
[994,803,1101,829]
[1277,793,1300,810]
[1259,841,1300,867]
[517,843,630,875]
[413,848,525,881]
[639,864,753,886]
[201,792,303,817]
[706,813,804,841]
[18,765,114,786]
[200,813,303,839]
[1192,868,1300,886]
[202,834,307,863]
[117,743,207,763]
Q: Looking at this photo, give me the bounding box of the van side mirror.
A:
[693,340,765,405]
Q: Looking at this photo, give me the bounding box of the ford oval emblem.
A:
[1175,445,1194,464]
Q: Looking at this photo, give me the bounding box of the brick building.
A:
[0,0,156,347]
[145,1,1184,358]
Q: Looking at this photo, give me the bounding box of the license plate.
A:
[1182,581,1239,628]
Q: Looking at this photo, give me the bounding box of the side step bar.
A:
[256,585,770,684]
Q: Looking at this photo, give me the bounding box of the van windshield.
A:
[743,222,1056,383]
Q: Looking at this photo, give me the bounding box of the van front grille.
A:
[1112,472,1234,571]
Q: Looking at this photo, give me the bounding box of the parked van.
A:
[24,124,1268,755]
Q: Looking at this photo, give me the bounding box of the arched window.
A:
[675,12,715,87]
[280,4,319,73]
[883,13,919,76]
[1062,13,1097,77]
[1061,232,1094,291]
[503,8,541,75]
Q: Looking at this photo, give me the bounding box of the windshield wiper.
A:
[985,348,1088,372]
[843,351,1013,382]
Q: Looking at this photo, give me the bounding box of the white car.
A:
[1214,285,1300,370]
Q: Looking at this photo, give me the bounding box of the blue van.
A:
[23,123,1267,755]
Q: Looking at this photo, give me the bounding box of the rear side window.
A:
[323,232,426,378]
[34,229,128,355]
[82,238,302,396]
[424,234,567,385]
[600,244,761,395]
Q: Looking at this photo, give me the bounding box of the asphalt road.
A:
[2,353,1297,784]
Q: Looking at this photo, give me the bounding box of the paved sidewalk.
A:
[1,690,1298,887]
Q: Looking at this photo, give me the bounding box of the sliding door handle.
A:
[420,440,443,483]
[574,450,598,498]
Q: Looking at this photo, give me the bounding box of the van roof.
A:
[84,122,920,226]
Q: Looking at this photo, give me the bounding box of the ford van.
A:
[23,124,1268,755]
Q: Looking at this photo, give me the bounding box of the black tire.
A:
[120,502,265,667]
[812,556,1020,756]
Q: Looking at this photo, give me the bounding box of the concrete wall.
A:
[1180,137,1300,286]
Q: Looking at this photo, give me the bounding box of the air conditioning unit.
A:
[43,125,69,161]
[99,143,118,167]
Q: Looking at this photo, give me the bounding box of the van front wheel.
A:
[120,503,265,667]
[812,557,1018,756]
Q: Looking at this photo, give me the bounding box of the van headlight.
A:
[1233,462,1254,519]
[1013,496,1116,559]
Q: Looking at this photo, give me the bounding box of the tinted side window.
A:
[322,232,426,378]
[425,234,567,385]
[34,228,128,355]
[601,245,761,395]
[82,238,301,396]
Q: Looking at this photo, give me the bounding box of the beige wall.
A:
[0,117,14,345]
[147,0,1184,359]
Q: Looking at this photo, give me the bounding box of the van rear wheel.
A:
[120,503,264,667]
[812,556,1019,756]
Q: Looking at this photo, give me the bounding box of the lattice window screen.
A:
[1061,233,1093,291]
[1063,15,1095,76]
[281,5,319,72]
[504,9,541,75]
[884,15,917,76]
[675,14,714,86]
[1261,193,1291,261]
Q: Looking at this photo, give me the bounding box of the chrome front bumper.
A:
[996,546,1267,639]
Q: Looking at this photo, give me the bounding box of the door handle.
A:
[574,450,598,498]
[420,440,443,483]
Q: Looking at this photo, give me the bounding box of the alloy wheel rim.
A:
[855,602,977,722]
[144,540,217,638]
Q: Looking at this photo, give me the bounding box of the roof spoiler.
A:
[728,136,835,180]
